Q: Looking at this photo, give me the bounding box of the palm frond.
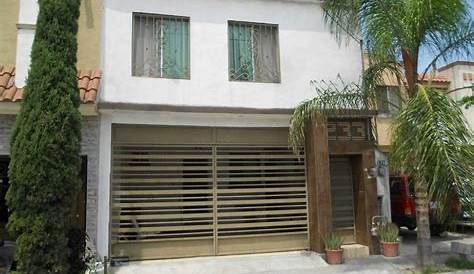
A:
[422,20,474,78]
[321,0,362,44]
[361,0,406,53]
[362,58,405,98]
[461,95,474,109]
[390,85,474,219]
[289,76,372,151]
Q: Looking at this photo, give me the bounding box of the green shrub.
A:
[323,232,344,250]
[420,265,449,274]
[378,223,399,243]
[6,0,82,273]
[445,256,474,270]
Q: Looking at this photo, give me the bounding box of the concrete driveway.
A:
[111,228,474,274]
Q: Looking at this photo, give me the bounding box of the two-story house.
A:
[98,0,379,261]
[1,0,381,263]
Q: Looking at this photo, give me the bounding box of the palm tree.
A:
[290,0,474,269]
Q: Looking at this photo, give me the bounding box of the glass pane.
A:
[387,86,401,113]
[376,86,390,114]
[132,15,161,77]
[253,25,279,82]
[162,17,190,78]
[228,23,254,81]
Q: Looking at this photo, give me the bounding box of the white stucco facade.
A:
[97,0,364,257]
[438,62,474,130]
[101,0,362,109]
[15,0,38,87]
[374,149,391,221]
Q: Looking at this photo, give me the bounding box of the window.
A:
[389,179,402,196]
[462,72,474,95]
[132,13,190,79]
[228,21,280,83]
[376,86,401,114]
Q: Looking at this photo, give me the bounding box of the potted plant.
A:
[323,232,344,264]
[378,223,400,257]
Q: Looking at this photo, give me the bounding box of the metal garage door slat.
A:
[114,177,213,183]
[218,187,306,192]
[218,175,305,182]
[218,209,307,217]
[118,213,214,220]
[113,189,213,195]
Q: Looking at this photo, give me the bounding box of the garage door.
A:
[110,126,309,260]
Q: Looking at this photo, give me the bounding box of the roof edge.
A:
[438,61,474,72]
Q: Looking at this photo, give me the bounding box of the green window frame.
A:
[132,13,190,79]
[228,21,280,83]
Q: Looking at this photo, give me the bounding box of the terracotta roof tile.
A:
[13,88,23,102]
[0,65,16,95]
[0,65,101,104]
[418,74,450,83]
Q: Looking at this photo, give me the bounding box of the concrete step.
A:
[342,244,370,260]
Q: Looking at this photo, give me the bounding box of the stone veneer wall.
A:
[0,114,100,244]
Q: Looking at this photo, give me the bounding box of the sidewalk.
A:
[111,229,474,274]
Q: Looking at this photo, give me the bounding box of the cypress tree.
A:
[6,0,82,273]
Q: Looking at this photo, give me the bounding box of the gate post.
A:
[305,117,333,252]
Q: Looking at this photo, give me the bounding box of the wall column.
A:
[352,150,377,253]
[305,117,332,252]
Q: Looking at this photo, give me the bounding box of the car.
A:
[389,175,461,235]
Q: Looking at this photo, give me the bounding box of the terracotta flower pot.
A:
[325,249,343,264]
[381,242,399,257]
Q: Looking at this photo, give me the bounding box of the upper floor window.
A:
[462,71,474,95]
[376,86,401,115]
[132,13,190,79]
[228,21,280,83]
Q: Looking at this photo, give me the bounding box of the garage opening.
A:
[110,125,309,260]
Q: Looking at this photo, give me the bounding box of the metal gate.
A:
[111,126,309,260]
[330,157,356,243]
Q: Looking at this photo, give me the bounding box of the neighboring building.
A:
[375,74,451,149]
[438,61,474,130]
[0,0,102,245]
[1,0,382,263]
[365,51,451,222]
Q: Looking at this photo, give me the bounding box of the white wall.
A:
[102,0,362,109]
[439,64,474,130]
[375,149,391,221]
[15,0,38,87]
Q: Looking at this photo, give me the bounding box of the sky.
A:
[417,4,474,72]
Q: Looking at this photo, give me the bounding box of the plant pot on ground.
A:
[378,223,400,257]
[324,232,344,264]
